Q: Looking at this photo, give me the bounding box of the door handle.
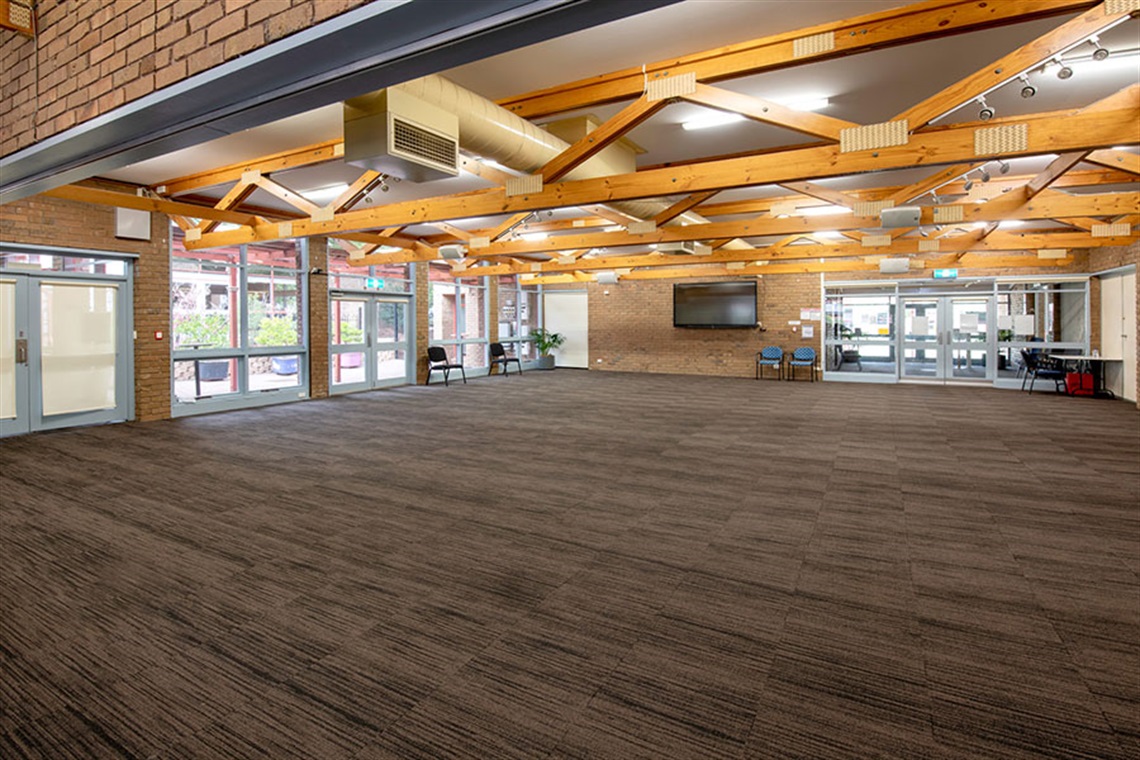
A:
[15,338,27,364]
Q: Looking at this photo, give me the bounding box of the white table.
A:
[1049,354,1122,398]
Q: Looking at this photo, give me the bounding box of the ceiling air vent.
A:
[658,241,711,256]
[344,88,459,182]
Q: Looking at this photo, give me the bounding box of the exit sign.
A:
[366,277,385,289]
[933,268,958,279]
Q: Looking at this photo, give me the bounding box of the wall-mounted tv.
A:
[673,281,757,328]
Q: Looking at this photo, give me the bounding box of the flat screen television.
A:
[674,281,757,328]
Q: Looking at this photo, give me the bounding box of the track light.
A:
[1088,36,1110,61]
[997,160,1010,175]
[1018,74,1036,99]
[1053,57,1073,80]
[963,176,974,192]
[976,96,995,121]
[980,169,991,183]
[931,192,942,205]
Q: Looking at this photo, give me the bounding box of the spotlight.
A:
[997,160,1010,175]
[963,177,975,191]
[976,96,995,121]
[1088,36,1110,61]
[980,169,991,183]
[1018,74,1036,99]
[931,193,942,205]
[1053,57,1073,80]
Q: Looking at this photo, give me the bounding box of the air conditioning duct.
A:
[658,240,712,256]
[344,88,459,181]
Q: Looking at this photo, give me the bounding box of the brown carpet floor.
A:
[1,370,1138,759]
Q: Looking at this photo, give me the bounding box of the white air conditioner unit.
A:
[880,206,922,228]
[658,240,712,256]
[596,271,619,284]
[344,88,459,181]
[439,245,466,260]
[879,257,911,274]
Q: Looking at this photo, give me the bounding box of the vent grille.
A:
[392,118,457,173]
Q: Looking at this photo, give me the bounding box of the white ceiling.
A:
[103,0,1139,236]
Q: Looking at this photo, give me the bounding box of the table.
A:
[1049,354,1122,398]
[179,342,210,398]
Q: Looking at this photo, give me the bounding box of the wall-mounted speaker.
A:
[439,245,465,260]
[595,271,619,284]
[880,206,922,228]
[879,257,911,274]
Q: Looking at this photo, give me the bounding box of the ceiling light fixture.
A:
[1052,56,1074,80]
[776,96,830,112]
[304,183,350,203]
[1018,74,1036,99]
[799,204,854,217]
[976,96,995,121]
[521,232,547,242]
[1087,35,1110,61]
[680,112,745,131]
[997,160,1010,175]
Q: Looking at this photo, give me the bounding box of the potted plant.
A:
[254,316,300,374]
[530,327,566,370]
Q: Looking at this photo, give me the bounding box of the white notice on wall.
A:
[997,315,1013,330]
[960,313,979,331]
[802,325,814,338]
[1013,314,1036,336]
[911,315,930,335]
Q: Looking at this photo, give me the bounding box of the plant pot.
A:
[198,360,230,382]
[272,356,299,375]
[536,355,556,370]
[341,353,362,368]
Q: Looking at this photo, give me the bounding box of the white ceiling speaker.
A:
[439,245,466,260]
[596,271,619,284]
[880,206,922,228]
[879,257,911,274]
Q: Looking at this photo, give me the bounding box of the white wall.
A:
[1100,270,1137,402]
[543,290,589,368]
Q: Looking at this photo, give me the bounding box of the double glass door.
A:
[1,275,132,437]
[901,296,990,382]
[330,294,413,392]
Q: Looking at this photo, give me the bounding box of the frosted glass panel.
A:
[40,282,117,416]
[0,281,14,420]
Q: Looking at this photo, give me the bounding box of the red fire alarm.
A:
[155,330,164,340]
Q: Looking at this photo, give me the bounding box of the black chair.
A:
[489,342,522,376]
[427,345,465,386]
[1020,349,1064,394]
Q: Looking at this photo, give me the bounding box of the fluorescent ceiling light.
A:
[816,230,846,239]
[800,204,853,216]
[998,220,1025,228]
[304,183,349,203]
[216,222,241,232]
[681,112,745,131]
[776,97,830,112]
[520,232,547,242]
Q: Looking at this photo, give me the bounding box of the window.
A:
[429,263,488,368]
[170,231,308,413]
[497,274,539,361]
[327,247,411,293]
[824,288,896,374]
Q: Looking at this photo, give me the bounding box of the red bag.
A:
[1065,372,1094,396]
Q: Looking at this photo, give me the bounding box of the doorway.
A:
[900,295,991,382]
[1,274,133,437]
[329,294,414,392]
[542,290,589,368]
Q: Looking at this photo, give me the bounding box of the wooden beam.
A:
[1084,149,1140,176]
[496,0,1097,120]
[43,184,260,226]
[198,180,258,234]
[654,192,719,226]
[886,163,986,205]
[432,221,473,241]
[458,155,518,186]
[253,176,321,216]
[183,104,1139,250]
[332,171,385,212]
[777,181,858,209]
[683,84,858,141]
[1025,151,1090,199]
[156,140,344,196]
[540,96,666,183]
[488,212,533,242]
[896,3,1132,129]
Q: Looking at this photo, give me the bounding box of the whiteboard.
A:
[543,291,589,368]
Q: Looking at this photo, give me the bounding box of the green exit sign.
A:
[933,268,958,279]
[366,278,385,289]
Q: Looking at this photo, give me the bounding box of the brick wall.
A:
[589,274,819,378]
[414,261,430,384]
[0,184,171,421]
[1,0,373,157]
[307,236,328,399]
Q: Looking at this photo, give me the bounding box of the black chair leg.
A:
[460,367,467,384]
[443,367,449,386]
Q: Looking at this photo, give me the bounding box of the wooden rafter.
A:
[495,0,1098,120]
[157,140,344,196]
[180,100,1139,251]
[895,3,1133,129]
[1025,151,1092,199]
[682,84,858,142]
[654,192,720,226]
[540,95,666,183]
[1084,149,1140,176]
[198,180,258,234]
[44,184,261,226]
[777,181,859,209]
[332,171,385,212]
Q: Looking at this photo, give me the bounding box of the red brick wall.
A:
[0,186,171,421]
[2,0,373,157]
[307,236,328,399]
[414,261,430,384]
[589,274,820,378]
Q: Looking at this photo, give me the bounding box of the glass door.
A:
[330,294,413,392]
[2,275,132,437]
[0,276,30,436]
[901,298,941,379]
[900,295,993,382]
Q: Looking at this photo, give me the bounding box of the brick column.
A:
[133,212,172,421]
[308,237,329,399]
[415,261,430,384]
[487,276,499,343]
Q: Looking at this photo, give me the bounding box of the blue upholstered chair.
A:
[755,346,784,380]
[787,346,817,381]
